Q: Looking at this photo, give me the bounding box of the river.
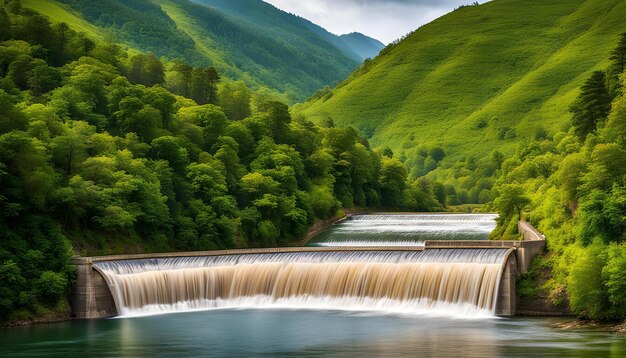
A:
[2,213,625,357]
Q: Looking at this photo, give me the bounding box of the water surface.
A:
[2,310,624,357]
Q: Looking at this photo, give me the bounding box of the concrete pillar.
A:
[69,257,117,318]
[495,251,517,316]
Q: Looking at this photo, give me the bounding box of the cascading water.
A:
[94,249,509,318]
[307,213,498,247]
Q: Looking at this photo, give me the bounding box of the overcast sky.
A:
[263,0,487,44]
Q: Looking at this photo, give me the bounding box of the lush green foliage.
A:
[21,0,367,102]
[0,1,440,321]
[489,34,626,320]
[298,0,626,204]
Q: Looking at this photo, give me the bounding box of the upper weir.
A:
[69,221,544,319]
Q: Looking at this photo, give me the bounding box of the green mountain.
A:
[22,0,362,102]
[190,0,383,62]
[339,32,385,61]
[298,0,626,178]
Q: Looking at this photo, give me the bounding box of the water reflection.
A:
[3,311,626,357]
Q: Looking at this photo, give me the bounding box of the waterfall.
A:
[307,213,498,247]
[94,249,509,318]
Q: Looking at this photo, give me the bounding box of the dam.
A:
[70,215,544,319]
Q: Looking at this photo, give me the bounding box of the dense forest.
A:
[0,1,441,322]
[489,33,626,320]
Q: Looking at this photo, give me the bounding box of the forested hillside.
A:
[190,0,384,62]
[489,33,626,320]
[20,0,362,102]
[298,0,626,205]
[0,1,441,322]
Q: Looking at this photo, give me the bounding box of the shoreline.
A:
[1,312,71,328]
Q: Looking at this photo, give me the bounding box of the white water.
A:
[349,214,498,222]
[308,213,497,247]
[95,249,508,318]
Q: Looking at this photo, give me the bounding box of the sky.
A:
[263,0,487,44]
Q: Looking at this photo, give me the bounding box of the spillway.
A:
[307,213,497,247]
[94,248,510,318]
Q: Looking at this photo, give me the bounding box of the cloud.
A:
[264,0,485,44]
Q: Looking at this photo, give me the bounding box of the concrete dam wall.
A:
[70,221,545,319]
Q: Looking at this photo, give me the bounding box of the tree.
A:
[603,243,626,317]
[378,157,408,208]
[190,67,208,105]
[429,146,446,162]
[214,136,245,191]
[610,33,626,74]
[570,71,612,140]
[604,95,626,143]
[169,60,192,97]
[0,7,11,42]
[142,86,176,129]
[568,242,614,319]
[177,105,228,150]
[308,185,338,219]
[187,162,228,203]
[27,61,61,96]
[205,67,220,104]
[265,101,291,143]
[143,53,164,86]
[218,81,251,121]
[50,121,95,175]
[114,97,162,140]
[556,153,587,203]
[127,53,164,86]
[151,136,190,173]
[493,184,530,221]
[224,122,255,160]
[0,90,28,134]
[190,66,220,105]
[7,54,32,89]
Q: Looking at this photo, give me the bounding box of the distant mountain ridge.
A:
[339,32,385,61]
[22,0,383,102]
[191,0,384,61]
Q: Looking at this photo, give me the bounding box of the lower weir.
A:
[74,248,518,318]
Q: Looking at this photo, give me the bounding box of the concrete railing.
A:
[516,221,546,274]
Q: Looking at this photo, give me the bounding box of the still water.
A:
[2,310,625,357]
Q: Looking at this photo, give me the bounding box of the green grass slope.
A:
[299,0,626,177]
[21,0,102,40]
[23,0,360,102]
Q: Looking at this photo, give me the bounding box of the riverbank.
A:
[1,305,70,327]
[292,208,374,246]
[557,320,626,336]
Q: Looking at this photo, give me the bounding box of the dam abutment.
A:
[69,257,117,319]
